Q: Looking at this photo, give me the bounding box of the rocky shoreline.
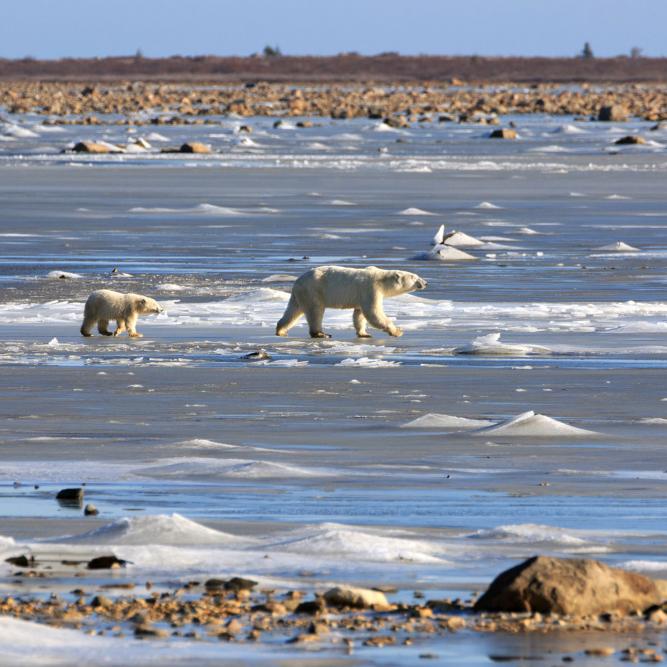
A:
[2,80,667,124]
[2,557,667,660]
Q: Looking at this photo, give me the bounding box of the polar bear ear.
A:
[389,272,404,286]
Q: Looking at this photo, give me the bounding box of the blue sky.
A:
[3,0,665,59]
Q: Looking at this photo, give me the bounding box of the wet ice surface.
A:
[1,113,667,664]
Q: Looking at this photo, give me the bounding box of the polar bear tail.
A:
[276,294,303,336]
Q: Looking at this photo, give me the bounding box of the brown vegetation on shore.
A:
[1,54,667,83]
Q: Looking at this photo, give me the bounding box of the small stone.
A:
[585,647,615,656]
[648,608,667,624]
[84,504,99,516]
[242,350,270,361]
[134,624,168,638]
[90,595,112,608]
[225,577,257,592]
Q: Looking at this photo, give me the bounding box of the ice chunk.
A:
[53,513,244,545]
[454,332,551,356]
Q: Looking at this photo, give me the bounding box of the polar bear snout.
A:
[415,278,427,290]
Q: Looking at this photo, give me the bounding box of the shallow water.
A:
[1,112,666,664]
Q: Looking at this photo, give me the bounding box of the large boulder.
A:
[614,135,646,145]
[178,142,211,154]
[489,128,517,139]
[475,556,667,616]
[598,105,628,122]
[323,586,388,609]
[72,140,123,154]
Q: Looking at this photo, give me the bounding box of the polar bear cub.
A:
[276,265,427,338]
[80,289,163,338]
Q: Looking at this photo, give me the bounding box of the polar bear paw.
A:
[310,331,332,339]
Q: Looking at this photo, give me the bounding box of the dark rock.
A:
[56,488,84,505]
[225,576,258,592]
[5,555,34,568]
[598,105,628,121]
[242,350,270,361]
[614,135,646,145]
[84,503,99,516]
[90,594,112,608]
[295,597,327,615]
[489,128,517,139]
[204,576,257,592]
[134,624,168,638]
[178,142,211,154]
[87,555,127,570]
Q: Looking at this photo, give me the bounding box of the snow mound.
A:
[413,246,476,261]
[261,274,297,283]
[269,523,445,563]
[473,410,598,438]
[442,230,484,247]
[552,124,586,135]
[596,241,640,252]
[137,457,333,479]
[46,270,82,280]
[475,201,501,209]
[1,123,39,138]
[54,513,242,545]
[401,413,494,429]
[455,332,551,356]
[472,523,587,545]
[398,207,435,216]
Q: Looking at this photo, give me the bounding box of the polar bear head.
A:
[379,270,428,297]
[135,295,164,315]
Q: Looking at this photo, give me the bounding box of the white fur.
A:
[276,265,427,338]
[80,289,162,338]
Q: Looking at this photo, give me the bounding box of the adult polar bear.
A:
[276,265,427,338]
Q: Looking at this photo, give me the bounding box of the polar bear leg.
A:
[276,295,303,336]
[127,316,143,338]
[80,316,96,337]
[353,308,371,338]
[98,319,113,336]
[113,319,126,337]
[361,297,403,337]
[304,304,330,338]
